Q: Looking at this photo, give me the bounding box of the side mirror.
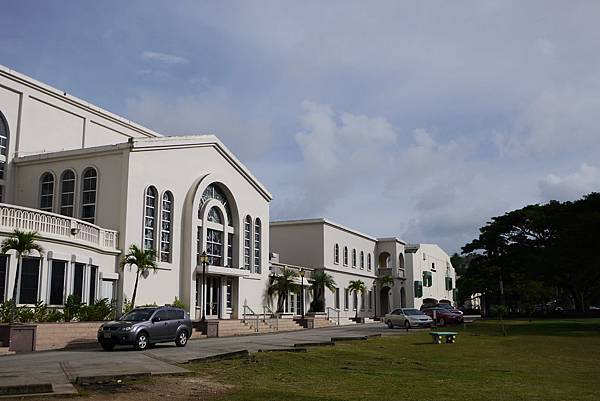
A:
[152,317,160,323]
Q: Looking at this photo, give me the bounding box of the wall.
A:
[270,222,324,269]
[405,244,456,309]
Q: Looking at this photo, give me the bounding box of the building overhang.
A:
[195,265,251,277]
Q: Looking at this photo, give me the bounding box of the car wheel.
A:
[438,318,446,326]
[135,332,149,351]
[387,320,394,329]
[404,320,411,329]
[175,330,188,347]
[100,341,115,351]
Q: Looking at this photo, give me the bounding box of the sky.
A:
[2,1,600,254]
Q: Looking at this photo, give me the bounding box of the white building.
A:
[0,64,271,320]
[270,219,456,318]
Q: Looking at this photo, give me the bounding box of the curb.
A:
[293,341,334,347]
[0,383,53,397]
[187,349,249,363]
[258,348,307,353]
[331,336,368,342]
[75,372,151,385]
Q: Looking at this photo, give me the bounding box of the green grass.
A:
[184,319,600,401]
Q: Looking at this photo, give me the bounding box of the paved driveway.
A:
[0,323,416,397]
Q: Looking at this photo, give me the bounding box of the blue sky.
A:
[2,1,600,253]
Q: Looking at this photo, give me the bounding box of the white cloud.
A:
[538,163,600,201]
[141,51,189,65]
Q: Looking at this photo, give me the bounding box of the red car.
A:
[422,307,463,326]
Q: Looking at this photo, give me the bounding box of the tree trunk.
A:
[276,292,285,313]
[131,270,140,307]
[10,254,22,324]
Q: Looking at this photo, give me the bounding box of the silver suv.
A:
[97,306,193,351]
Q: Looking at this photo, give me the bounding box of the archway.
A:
[379,287,391,316]
[400,287,406,308]
[378,252,391,268]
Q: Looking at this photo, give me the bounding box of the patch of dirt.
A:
[79,374,233,401]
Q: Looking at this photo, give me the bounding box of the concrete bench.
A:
[430,331,457,344]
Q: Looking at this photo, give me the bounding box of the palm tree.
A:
[267,268,299,313]
[120,245,157,307]
[378,275,394,288]
[0,229,44,323]
[348,279,366,319]
[309,271,336,312]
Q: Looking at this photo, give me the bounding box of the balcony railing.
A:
[377,267,406,280]
[0,203,119,252]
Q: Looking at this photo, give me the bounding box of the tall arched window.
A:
[254,218,261,274]
[160,191,173,263]
[0,112,8,203]
[343,246,348,266]
[360,251,365,269]
[81,168,97,223]
[352,249,357,268]
[39,172,54,212]
[201,184,233,226]
[206,207,223,266]
[143,186,157,251]
[334,244,339,264]
[367,253,372,271]
[244,216,252,270]
[60,170,75,217]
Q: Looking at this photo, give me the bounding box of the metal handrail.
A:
[326,306,340,325]
[263,305,279,331]
[242,303,260,332]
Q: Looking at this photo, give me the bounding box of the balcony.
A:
[0,203,119,253]
[377,267,406,280]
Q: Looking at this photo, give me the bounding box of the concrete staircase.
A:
[328,317,358,326]
[195,318,304,337]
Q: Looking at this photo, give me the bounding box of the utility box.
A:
[8,325,37,353]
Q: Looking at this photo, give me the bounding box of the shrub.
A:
[33,300,49,322]
[17,307,35,322]
[45,309,64,322]
[78,298,113,321]
[172,297,187,310]
[0,300,14,323]
[63,295,83,322]
[122,296,134,314]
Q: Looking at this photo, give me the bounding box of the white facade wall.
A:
[405,244,456,309]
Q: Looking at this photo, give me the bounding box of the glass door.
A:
[205,277,221,319]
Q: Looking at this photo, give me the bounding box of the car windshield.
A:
[439,304,453,309]
[403,309,424,316]
[120,308,157,322]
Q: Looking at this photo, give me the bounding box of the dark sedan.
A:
[421,307,463,326]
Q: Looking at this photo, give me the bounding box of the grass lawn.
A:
[183,319,600,401]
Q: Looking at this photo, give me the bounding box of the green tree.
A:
[309,271,336,312]
[348,280,366,319]
[120,245,157,308]
[267,268,299,313]
[378,275,394,288]
[0,229,44,323]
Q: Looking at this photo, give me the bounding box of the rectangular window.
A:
[89,266,97,304]
[334,288,340,309]
[227,233,233,267]
[226,280,233,309]
[423,271,433,287]
[244,220,251,270]
[0,161,4,180]
[0,185,3,203]
[206,229,223,266]
[414,280,423,298]
[19,257,40,304]
[361,292,366,310]
[344,288,349,310]
[49,260,66,305]
[431,262,436,270]
[73,263,85,303]
[0,255,8,302]
[368,290,373,310]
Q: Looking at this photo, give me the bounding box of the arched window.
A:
[60,170,75,217]
[0,112,8,203]
[143,186,157,251]
[352,249,357,268]
[39,172,54,212]
[367,254,372,271]
[343,246,348,266]
[81,168,97,223]
[201,184,233,226]
[160,191,173,263]
[254,218,261,273]
[206,206,224,266]
[360,251,365,269]
[334,244,339,264]
[244,215,252,270]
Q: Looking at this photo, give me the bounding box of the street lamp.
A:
[373,279,377,320]
[299,268,305,318]
[199,251,209,321]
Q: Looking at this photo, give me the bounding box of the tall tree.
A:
[120,245,157,307]
[348,280,366,319]
[0,230,44,323]
[309,271,336,312]
[267,268,299,313]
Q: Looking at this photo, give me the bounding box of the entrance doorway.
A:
[380,287,391,316]
[205,277,221,318]
[400,287,406,308]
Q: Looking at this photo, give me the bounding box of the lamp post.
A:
[299,268,305,318]
[373,279,377,320]
[199,251,209,321]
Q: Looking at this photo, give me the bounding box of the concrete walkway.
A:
[0,323,416,398]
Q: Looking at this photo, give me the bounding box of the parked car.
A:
[97,306,192,351]
[384,308,433,329]
[436,303,464,315]
[421,307,463,326]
